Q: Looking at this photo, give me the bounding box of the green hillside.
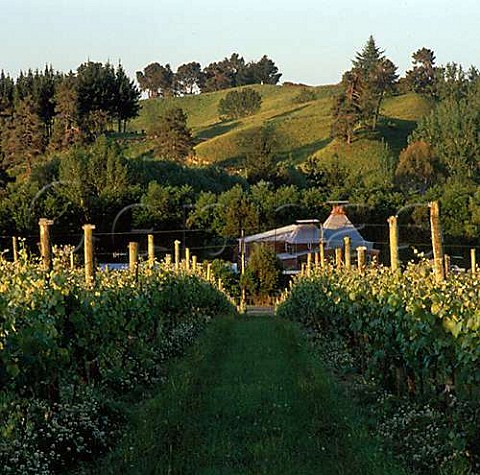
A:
[130,84,433,172]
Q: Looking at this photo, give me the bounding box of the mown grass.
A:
[92,316,405,475]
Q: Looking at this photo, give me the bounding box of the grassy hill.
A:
[129,84,433,174]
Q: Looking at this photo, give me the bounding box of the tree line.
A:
[136,53,281,98]
[328,35,480,243]
[0,62,140,175]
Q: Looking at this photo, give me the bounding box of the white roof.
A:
[241,208,375,250]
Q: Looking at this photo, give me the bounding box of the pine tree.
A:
[50,75,83,150]
[149,108,195,161]
[2,95,45,175]
[113,64,140,132]
[333,36,398,142]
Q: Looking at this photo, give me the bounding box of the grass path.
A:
[98,316,403,475]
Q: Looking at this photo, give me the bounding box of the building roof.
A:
[241,205,375,251]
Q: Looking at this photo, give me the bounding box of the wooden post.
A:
[129,242,138,274]
[343,236,351,270]
[240,230,246,309]
[165,254,172,267]
[388,215,399,272]
[314,251,319,269]
[301,262,306,276]
[444,254,450,278]
[192,255,197,272]
[429,201,445,282]
[335,247,342,269]
[306,252,312,276]
[185,247,190,271]
[319,240,325,269]
[83,224,95,285]
[206,262,212,281]
[148,234,155,267]
[12,236,18,263]
[39,218,54,270]
[471,248,476,275]
[357,246,366,272]
[174,240,181,272]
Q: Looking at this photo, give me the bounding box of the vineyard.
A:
[278,258,480,472]
[3,202,480,474]
[0,245,235,474]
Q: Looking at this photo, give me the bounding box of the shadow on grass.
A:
[266,103,310,122]
[278,137,333,164]
[378,117,417,156]
[197,120,241,141]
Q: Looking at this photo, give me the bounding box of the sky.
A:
[2,0,480,85]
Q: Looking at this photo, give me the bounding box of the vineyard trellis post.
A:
[83,224,95,285]
[192,255,197,272]
[174,240,181,272]
[129,242,138,276]
[471,248,476,275]
[444,254,450,278]
[388,215,399,272]
[148,234,155,267]
[319,240,325,269]
[39,218,54,271]
[429,201,445,282]
[357,246,366,272]
[12,236,18,263]
[185,247,190,271]
[207,262,212,281]
[335,247,342,269]
[306,252,312,276]
[343,236,351,270]
[240,230,246,310]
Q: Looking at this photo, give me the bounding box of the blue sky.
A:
[2,0,479,85]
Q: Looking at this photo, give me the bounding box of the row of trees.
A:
[136,53,281,98]
[0,62,140,175]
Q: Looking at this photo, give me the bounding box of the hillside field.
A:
[129,84,433,174]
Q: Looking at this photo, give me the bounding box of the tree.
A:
[149,107,195,161]
[216,184,259,238]
[412,97,480,180]
[202,61,235,92]
[33,66,58,138]
[49,74,83,150]
[244,125,277,182]
[218,88,262,120]
[395,141,440,193]
[406,48,437,97]
[331,71,363,144]
[58,138,131,225]
[243,243,282,302]
[0,71,14,117]
[75,61,139,138]
[136,62,174,98]
[75,61,117,138]
[133,182,194,229]
[175,62,204,94]
[334,36,398,134]
[1,95,45,175]
[113,64,140,132]
[249,55,282,84]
